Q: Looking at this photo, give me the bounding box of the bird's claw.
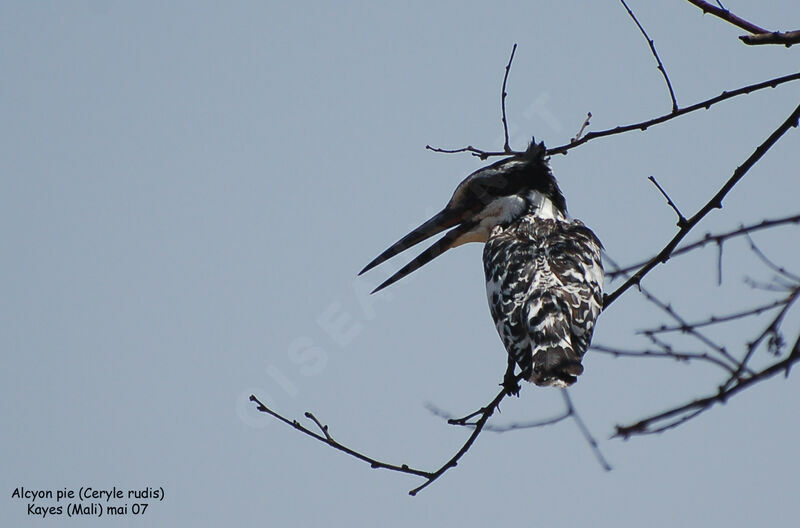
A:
[502,372,521,397]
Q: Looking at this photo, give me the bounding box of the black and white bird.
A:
[359,140,603,394]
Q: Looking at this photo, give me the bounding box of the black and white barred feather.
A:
[484,216,603,387]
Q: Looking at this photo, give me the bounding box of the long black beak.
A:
[359,206,477,294]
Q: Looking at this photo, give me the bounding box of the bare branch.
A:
[613,331,800,438]
[636,287,743,369]
[603,102,800,309]
[251,371,528,496]
[744,232,800,283]
[549,71,800,156]
[740,30,800,47]
[684,1,799,47]
[605,254,743,371]
[591,344,738,373]
[607,214,800,280]
[248,395,431,478]
[426,402,570,431]
[648,175,687,227]
[626,408,708,437]
[424,144,507,160]
[619,0,678,111]
[408,381,515,495]
[724,287,800,389]
[426,71,800,161]
[744,276,797,293]
[501,44,518,153]
[684,0,769,34]
[643,298,792,334]
[429,390,612,471]
[612,245,799,439]
[562,391,613,471]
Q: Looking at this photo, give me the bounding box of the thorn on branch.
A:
[684,0,769,34]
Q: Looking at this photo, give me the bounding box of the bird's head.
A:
[360,139,566,293]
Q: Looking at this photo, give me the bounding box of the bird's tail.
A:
[524,293,584,387]
[529,344,583,387]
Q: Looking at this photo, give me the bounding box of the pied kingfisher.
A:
[359,140,603,393]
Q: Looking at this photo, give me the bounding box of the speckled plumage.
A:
[484,216,603,387]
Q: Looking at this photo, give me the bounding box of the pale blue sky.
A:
[3,2,799,526]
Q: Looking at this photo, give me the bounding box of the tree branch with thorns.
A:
[684,0,800,47]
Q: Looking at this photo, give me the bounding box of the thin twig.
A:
[724,287,800,389]
[305,412,333,441]
[744,232,800,283]
[605,254,738,368]
[744,276,796,293]
[549,71,800,156]
[249,395,431,478]
[426,71,800,160]
[643,298,791,334]
[571,112,592,143]
[648,175,687,227]
[613,333,800,438]
[251,370,529,496]
[425,144,507,160]
[426,402,570,431]
[501,44,518,154]
[603,102,800,309]
[637,287,743,369]
[429,390,612,471]
[409,384,512,495]
[607,254,745,372]
[607,214,800,280]
[562,391,613,471]
[627,408,708,436]
[591,344,737,373]
[619,0,678,111]
[483,413,569,432]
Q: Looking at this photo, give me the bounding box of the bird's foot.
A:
[502,371,521,397]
